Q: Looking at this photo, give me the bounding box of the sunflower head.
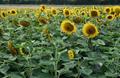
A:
[73,16,82,24]
[68,49,75,60]
[110,11,115,15]
[113,6,120,15]
[81,11,86,16]
[51,8,57,16]
[10,9,17,15]
[38,17,48,24]
[19,21,30,27]
[61,20,77,34]
[40,5,46,12]
[7,10,11,14]
[104,7,111,13]
[82,22,99,38]
[63,8,70,17]
[89,9,100,17]
[96,18,101,23]
[106,14,114,21]
[34,10,41,17]
[42,28,49,34]
[7,40,17,56]
[0,11,7,18]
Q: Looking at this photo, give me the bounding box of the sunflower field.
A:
[0,5,120,78]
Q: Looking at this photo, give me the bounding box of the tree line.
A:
[0,0,119,4]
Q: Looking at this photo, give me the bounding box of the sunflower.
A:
[7,10,11,14]
[42,28,49,34]
[7,40,17,56]
[106,14,114,21]
[19,21,30,27]
[10,9,17,15]
[39,5,46,12]
[89,9,100,17]
[119,14,120,18]
[63,8,70,17]
[82,22,99,38]
[68,49,75,60]
[113,6,120,15]
[61,20,77,34]
[73,16,82,24]
[0,11,7,18]
[34,9,41,17]
[110,11,115,15]
[96,18,101,23]
[38,17,48,24]
[51,8,57,16]
[104,7,111,13]
[80,11,86,16]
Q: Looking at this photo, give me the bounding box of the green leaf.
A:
[8,73,23,78]
[0,64,10,74]
[105,71,119,77]
[97,39,105,45]
[81,67,93,76]
[32,68,53,78]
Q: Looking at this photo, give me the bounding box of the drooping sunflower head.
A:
[38,17,48,24]
[82,22,99,38]
[63,8,70,17]
[106,14,114,21]
[89,9,100,17]
[73,16,82,24]
[61,20,77,34]
[19,20,30,27]
[10,9,17,15]
[104,7,111,13]
[7,40,17,56]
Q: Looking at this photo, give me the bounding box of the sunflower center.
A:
[12,11,15,14]
[65,10,69,15]
[91,11,98,17]
[52,10,56,14]
[111,12,115,15]
[38,17,48,24]
[2,13,6,17]
[20,21,30,27]
[81,12,85,15]
[64,23,74,32]
[87,26,96,34]
[107,16,112,19]
[8,11,10,14]
[42,6,45,9]
[106,9,110,12]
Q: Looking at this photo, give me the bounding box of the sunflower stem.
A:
[54,43,59,78]
[77,60,81,78]
[88,38,93,49]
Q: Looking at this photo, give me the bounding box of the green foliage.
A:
[0,6,120,78]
